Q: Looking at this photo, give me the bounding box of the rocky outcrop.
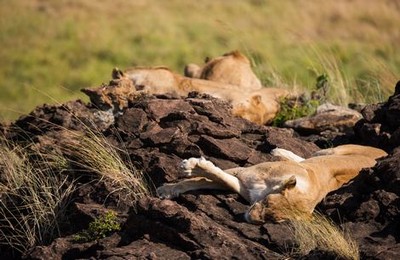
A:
[354,81,400,151]
[2,90,319,259]
[1,78,400,259]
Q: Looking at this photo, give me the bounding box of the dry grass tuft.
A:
[60,130,151,206]
[0,138,75,255]
[286,210,359,260]
[0,125,151,255]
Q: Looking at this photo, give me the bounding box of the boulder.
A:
[284,103,362,135]
[354,80,400,151]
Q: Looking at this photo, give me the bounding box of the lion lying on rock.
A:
[117,66,289,124]
[157,144,387,223]
[82,51,291,125]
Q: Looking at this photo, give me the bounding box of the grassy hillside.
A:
[0,0,399,121]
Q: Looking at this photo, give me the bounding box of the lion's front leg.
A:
[179,157,250,201]
[157,177,227,199]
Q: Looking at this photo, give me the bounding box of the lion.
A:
[156,144,387,223]
[88,66,289,125]
[184,50,262,91]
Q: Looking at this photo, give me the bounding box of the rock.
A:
[122,197,280,259]
[1,91,321,259]
[284,102,362,134]
[354,80,400,150]
[98,239,192,259]
[2,79,400,259]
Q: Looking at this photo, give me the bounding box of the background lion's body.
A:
[121,66,288,125]
[184,51,262,91]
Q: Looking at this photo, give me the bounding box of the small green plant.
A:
[316,73,330,101]
[73,211,121,243]
[272,97,320,127]
[272,73,336,126]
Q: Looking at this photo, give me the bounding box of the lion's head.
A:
[244,175,312,224]
[232,93,283,125]
[232,95,269,125]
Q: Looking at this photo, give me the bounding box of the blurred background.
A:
[0,0,399,122]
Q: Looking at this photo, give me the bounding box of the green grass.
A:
[0,0,399,121]
[73,211,121,243]
[272,97,320,127]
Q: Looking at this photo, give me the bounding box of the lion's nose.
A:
[244,202,265,224]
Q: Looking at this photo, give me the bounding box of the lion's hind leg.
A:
[157,177,227,199]
[271,148,305,162]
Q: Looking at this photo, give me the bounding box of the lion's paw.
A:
[180,157,215,177]
[156,184,180,199]
[180,158,201,176]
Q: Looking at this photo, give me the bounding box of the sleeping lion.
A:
[118,66,290,125]
[157,144,387,223]
[82,50,292,125]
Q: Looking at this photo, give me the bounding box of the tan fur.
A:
[81,77,137,111]
[157,145,387,224]
[184,51,262,91]
[83,66,290,125]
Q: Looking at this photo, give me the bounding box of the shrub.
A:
[73,211,121,243]
[272,97,320,126]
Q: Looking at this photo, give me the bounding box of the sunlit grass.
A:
[0,138,75,255]
[283,210,359,260]
[60,130,151,206]
[0,121,151,255]
[1,0,399,121]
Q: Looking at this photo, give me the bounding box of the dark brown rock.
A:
[354,80,400,150]
[115,108,148,136]
[2,91,322,259]
[198,135,253,161]
[122,197,281,259]
[284,103,362,134]
[97,239,191,259]
[145,98,195,121]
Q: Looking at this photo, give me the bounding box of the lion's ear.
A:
[280,175,297,192]
[251,95,262,105]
